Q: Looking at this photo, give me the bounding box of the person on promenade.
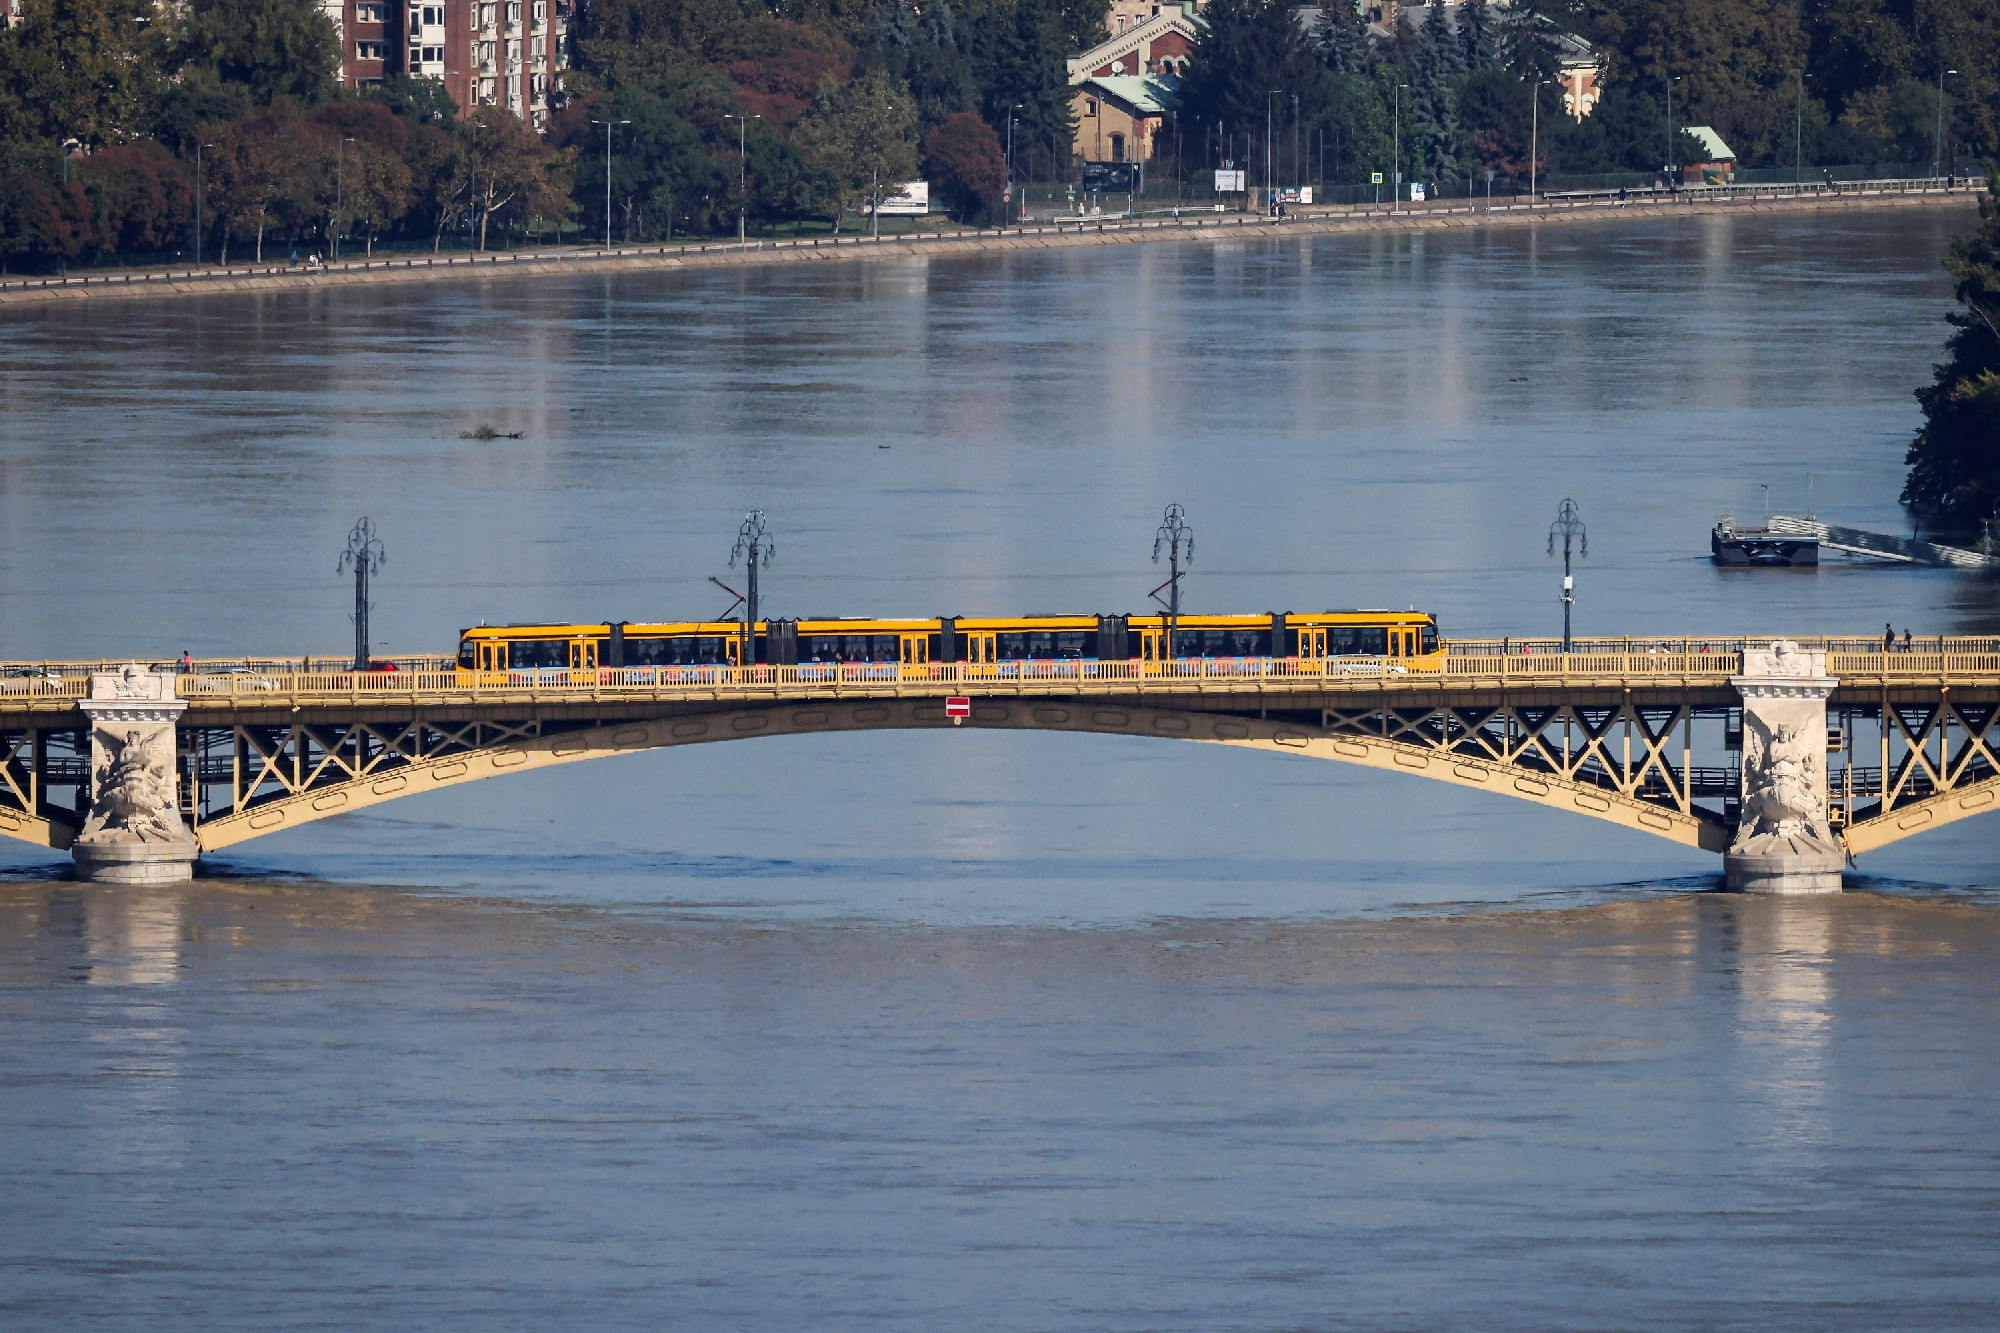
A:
[180,650,192,672]
[1903,629,1914,652]
[1884,623,1896,652]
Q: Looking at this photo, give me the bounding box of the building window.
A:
[354,2,385,20]
[1110,133,1125,161]
[1085,99,1097,116]
[355,39,384,57]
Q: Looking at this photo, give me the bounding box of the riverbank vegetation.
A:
[1903,170,2000,539]
[0,0,1994,271]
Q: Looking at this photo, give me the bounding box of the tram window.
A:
[1421,625,1439,653]
[1326,627,1388,656]
[1055,632,1090,658]
[510,639,567,668]
[458,641,475,668]
[1173,629,1270,657]
[802,635,897,662]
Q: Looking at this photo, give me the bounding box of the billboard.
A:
[871,181,930,216]
[1214,169,1246,192]
[1278,186,1313,204]
[1081,161,1141,192]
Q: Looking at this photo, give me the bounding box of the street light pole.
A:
[1006,103,1020,230]
[590,117,630,248]
[337,518,387,672]
[728,511,775,667]
[723,113,758,243]
[1392,83,1408,209]
[193,141,212,264]
[1795,70,1804,186]
[1265,91,1276,215]
[1665,75,1682,187]
[1934,67,1957,179]
[1152,504,1194,657]
[1547,499,1587,652]
[334,135,352,261]
[1529,80,1539,200]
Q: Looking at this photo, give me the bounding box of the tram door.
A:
[725,636,743,667]
[1140,628,1166,665]
[1388,627,1419,659]
[1296,627,1327,659]
[900,634,930,669]
[964,632,996,669]
[477,641,507,672]
[569,639,599,670]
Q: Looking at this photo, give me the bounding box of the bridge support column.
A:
[71,667,197,884]
[1726,641,1844,894]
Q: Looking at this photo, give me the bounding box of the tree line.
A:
[1174,0,2000,196]
[0,0,1092,269]
[2,0,1996,269]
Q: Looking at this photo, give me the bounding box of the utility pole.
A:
[1006,104,1020,229]
[1529,80,1547,200]
[337,517,387,671]
[591,116,630,248]
[728,510,775,666]
[724,113,759,243]
[1152,503,1194,657]
[1265,91,1276,215]
[1934,68,1957,179]
[1547,499,1587,652]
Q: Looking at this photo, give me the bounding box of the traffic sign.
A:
[1370,172,1384,185]
[945,696,971,725]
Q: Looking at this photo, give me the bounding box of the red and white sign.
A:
[945,696,972,725]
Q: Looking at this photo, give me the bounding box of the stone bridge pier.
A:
[1726,642,1845,894]
[71,668,197,884]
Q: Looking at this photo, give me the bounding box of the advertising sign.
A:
[1214,169,1246,192]
[872,181,930,216]
[1082,161,1141,192]
[1408,182,1426,202]
[1278,187,1313,204]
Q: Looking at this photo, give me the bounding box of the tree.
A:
[166,0,340,108]
[1902,170,2000,536]
[0,0,165,147]
[794,67,919,230]
[924,110,1005,222]
[463,106,574,249]
[974,0,1074,156]
[74,142,192,256]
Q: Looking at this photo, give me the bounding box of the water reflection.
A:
[1732,899,1835,1152]
[83,889,183,987]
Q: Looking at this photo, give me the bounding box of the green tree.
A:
[166,0,340,108]
[0,0,165,147]
[463,106,574,249]
[794,66,918,230]
[973,0,1074,158]
[1903,170,2000,535]
[1179,0,1333,143]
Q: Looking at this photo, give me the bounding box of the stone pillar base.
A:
[72,839,198,885]
[1723,849,1845,895]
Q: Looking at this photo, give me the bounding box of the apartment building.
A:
[321,0,567,128]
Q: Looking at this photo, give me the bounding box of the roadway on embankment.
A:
[0,183,1976,308]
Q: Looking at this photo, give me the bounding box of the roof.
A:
[1685,125,1735,161]
[1067,4,1204,83]
[1076,73,1179,115]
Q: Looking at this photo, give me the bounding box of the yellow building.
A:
[1071,74,1177,164]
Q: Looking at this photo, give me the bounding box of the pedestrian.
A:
[180,649,192,673]
[1902,628,1913,652]
[1884,622,1895,652]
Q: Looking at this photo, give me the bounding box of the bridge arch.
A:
[187,698,1731,855]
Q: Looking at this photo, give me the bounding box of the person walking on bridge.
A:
[1885,623,1896,653]
[1903,628,1914,652]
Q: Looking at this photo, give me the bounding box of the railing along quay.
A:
[0,177,1974,300]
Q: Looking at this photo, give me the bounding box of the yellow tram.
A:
[456,610,1444,672]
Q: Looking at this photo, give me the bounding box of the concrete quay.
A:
[0,182,1976,309]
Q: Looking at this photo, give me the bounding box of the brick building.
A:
[321,0,569,128]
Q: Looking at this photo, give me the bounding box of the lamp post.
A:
[728,511,774,666]
[59,137,78,276]
[1290,92,1298,200]
[1265,90,1277,215]
[590,116,630,248]
[1005,103,1020,230]
[1934,67,1957,180]
[1392,83,1407,209]
[193,140,212,264]
[1795,70,1805,186]
[723,113,759,243]
[334,135,353,261]
[1664,74,1682,187]
[1536,79,1552,200]
[1547,499,1586,652]
[1152,504,1194,657]
[337,518,387,672]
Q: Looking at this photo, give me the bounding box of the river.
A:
[1,207,1997,1328]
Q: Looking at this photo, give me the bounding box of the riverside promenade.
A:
[0,178,1976,307]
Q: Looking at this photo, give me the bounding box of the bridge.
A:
[5,636,1996,893]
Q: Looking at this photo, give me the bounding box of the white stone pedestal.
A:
[71,667,197,884]
[1725,642,1844,895]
